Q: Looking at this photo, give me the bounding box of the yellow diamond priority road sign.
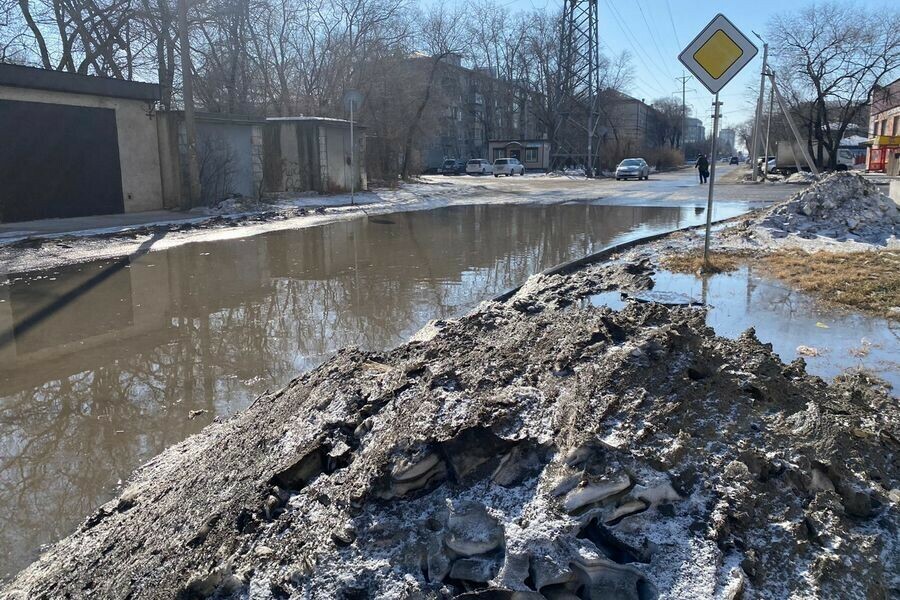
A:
[678,14,757,94]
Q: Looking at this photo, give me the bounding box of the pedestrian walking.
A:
[696,154,710,184]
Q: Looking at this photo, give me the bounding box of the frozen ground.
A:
[0,166,789,274]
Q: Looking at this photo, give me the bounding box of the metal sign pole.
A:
[703,93,722,272]
[350,99,355,206]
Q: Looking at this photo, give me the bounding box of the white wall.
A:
[0,86,163,213]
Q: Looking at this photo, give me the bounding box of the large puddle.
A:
[590,267,900,389]
[0,202,749,575]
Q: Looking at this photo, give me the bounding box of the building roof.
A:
[488,139,551,145]
[0,62,160,102]
[267,116,365,128]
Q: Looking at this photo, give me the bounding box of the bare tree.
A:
[768,1,900,169]
[399,4,465,180]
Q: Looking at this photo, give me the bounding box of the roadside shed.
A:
[263,117,366,194]
[0,63,162,222]
[488,139,551,171]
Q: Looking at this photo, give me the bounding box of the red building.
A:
[867,77,900,174]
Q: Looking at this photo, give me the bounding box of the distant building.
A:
[684,117,706,144]
[487,139,551,170]
[866,77,900,174]
[718,128,736,154]
[405,54,546,170]
[599,92,662,150]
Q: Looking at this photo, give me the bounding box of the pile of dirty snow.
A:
[761,172,900,244]
[4,259,898,600]
[784,171,820,184]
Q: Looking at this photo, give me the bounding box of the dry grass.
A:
[760,251,900,317]
[660,249,900,317]
[660,251,748,274]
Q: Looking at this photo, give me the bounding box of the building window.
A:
[874,120,882,136]
[474,93,484,105]
[893,115,899,136]
[493,147,505,161]
[525,147,538,163]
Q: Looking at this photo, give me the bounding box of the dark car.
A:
[440,159,466,175]
[729,156,739,165]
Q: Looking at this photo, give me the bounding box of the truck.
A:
[773,140,866,175]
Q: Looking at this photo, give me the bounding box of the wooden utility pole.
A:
[178,0,201,207]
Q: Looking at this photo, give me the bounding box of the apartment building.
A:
[406,54,546,171]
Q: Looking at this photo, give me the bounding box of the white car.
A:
[466,159,493,175]
[493,157,525,177]
[615,158,650,180]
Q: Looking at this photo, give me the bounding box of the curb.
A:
[491,213,747,303]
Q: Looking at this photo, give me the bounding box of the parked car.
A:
[466,159,493,175]
[729,156,739,165]
[440,159,466,175]
[493,157,525,177]
[615,158,649,180]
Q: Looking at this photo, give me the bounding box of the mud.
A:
[3,258,897,599]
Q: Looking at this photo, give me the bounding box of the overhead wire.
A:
[665,0,682,49]
[606,1,672,84]
[603,1,669,96]
[636,0,673,72]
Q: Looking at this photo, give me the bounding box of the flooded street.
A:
[0,201,747,575]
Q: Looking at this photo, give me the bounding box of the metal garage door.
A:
[0,99,125,222]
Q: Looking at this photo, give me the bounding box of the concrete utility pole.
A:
[178,0,201,208]
[750,36,768,182]
[703,95,723,272]
[769,73,819,175]
[763,75,774,177]
[675,72,693,149]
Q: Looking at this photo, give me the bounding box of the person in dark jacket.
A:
[696,154,710,184]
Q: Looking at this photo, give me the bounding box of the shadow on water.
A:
[0,202,748,576]
[0,232,167,352]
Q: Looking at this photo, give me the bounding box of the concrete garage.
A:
[264,117,366,194]
[0,63,162,223]
[157,112,265,208]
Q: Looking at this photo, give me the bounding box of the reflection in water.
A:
[590,266,900,388]
[0,203,742,575]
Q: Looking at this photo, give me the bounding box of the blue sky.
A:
[510,0,891,131]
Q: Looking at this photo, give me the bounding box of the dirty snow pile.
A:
[784,171,820,184]
[761,172,900,244]
[4,261,898,599]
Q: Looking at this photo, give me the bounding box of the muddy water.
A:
[590,267,900,389]
[0,202,749,575]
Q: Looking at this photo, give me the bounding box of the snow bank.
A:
[761,172,900,244]
[784,171,820,184]
[5,260,897,599]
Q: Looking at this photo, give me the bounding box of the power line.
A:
[665,0,682,49]
[636,0,670,70]
[607,1,672,84]
[604,2,668,95]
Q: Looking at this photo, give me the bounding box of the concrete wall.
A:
[263,121,365,194]
[890,180,900,206]
[195,120,256,200]
[0,85,163,213]
[158,113,265,206]
[321,123,366,193]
